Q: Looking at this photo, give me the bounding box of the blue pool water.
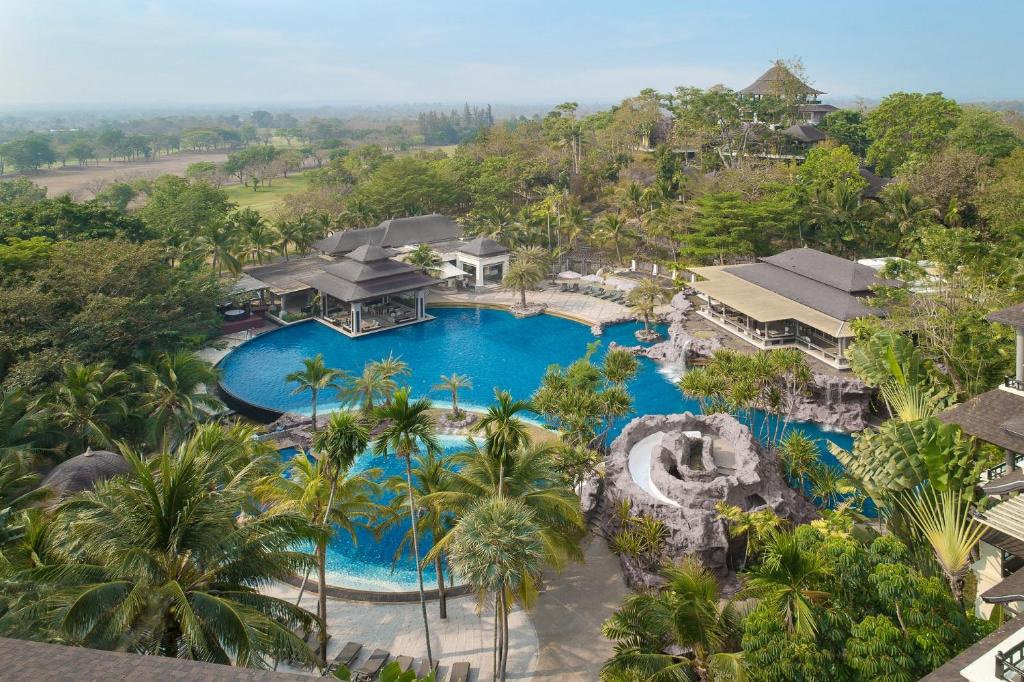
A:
[225,307,854,589]
[277,437,468,591]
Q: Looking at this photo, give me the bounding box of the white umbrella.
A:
[557,270,582,279]
[581,274,603,282]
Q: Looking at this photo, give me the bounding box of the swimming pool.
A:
[226,307,854,589]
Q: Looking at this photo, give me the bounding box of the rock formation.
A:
[601,412,816,589]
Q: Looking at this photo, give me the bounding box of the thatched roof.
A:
[739,63,824,97]
[41,448,130,499]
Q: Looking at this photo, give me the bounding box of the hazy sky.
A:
[1,0,1020,108]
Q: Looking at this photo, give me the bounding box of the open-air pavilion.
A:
[689,248,897,369]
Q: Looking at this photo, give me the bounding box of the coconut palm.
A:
[133,351,223,448]
[472,390,531,493]
[742,529,830,637]
[233,208,277,264]
[384,449,460,619]
[433,373,473,419]
[285,355,346,432]
[199,219,242,275]
[372,353,411,402]
[602,556,745,682]
[627,278,669,335]
[502,260,544,308]
[897,487,985,604]
[447,496,544,682]
[340,363,396,413]
[13,441,320,667]
[39,362,130,453]
[475,204,518,247]
[407,243,443,277]
[0,389,45,467]
[372,388,442,665]
[258,447,380,663]
[596,213,637,265]
[274,219,304,261]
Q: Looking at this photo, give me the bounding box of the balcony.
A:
[996,638,1024,680]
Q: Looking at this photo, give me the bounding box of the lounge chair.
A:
[570,283,579,292]
[416,658,439,678]
[353,648,389,681]
[558,283,569,292]
[449,661,471,682]
[332,641,362,670]
[394,655,414,673]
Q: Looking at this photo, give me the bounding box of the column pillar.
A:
[279,293,287,318]
[351,302,361,334]
[1016,329,1023,382]
[416,290,425,319]
[476,260,485,287]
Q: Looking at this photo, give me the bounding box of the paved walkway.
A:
[268,582,539,681]
[528,533,627,681]
[430,287,634,326]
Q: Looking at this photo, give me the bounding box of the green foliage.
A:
[0,237,53,280]
[0,239,221,389]
[609,511,668,571]
[0,134,56,171]
[0,178,46,206]
[865,92,962,175]
[347,156,460,218]
[947,108,1021,161]
[138,175,234,239]
[818,110,870,157]
[797,143,868,196]
[0,195,151,243]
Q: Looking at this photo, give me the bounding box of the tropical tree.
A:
[373,353,411,403]
[198,219,241,275]
[133,351,223,448]
[285,355,346,432]
[502,259,544,308]
[447,496,544,682]
[258,442,379,662]
[385,448,460,620]
[407,243,442,277]
[472,389,531,491]
[897,487,986,605]
[742,530,830,637]
[602,348,639,387]
[0,389,45,466]
[627,278,669,335]
[341,363,396,413]
[601,556,745,682]
[372,388,442,666]
[8,440,320,667]
[233,208,278,264]
[38,362,130,454]
[433,373,473,420]
[596,213,638,265]
[274,219,304,261]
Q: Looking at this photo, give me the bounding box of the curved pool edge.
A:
[285,573,473,603]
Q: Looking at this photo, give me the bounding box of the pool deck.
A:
[430,287,666,327]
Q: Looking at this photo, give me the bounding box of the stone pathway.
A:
[267,582,539,681]
[431,287,635,326]
[528,533,628,681]
[196,323,276,365]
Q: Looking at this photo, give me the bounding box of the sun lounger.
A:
[394,655,414,672]
[449,661,470,682]
[416,658,439,678]
[354,648,389,680]
[333,641,362,669]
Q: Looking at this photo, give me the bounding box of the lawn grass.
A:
[223,172,312,216]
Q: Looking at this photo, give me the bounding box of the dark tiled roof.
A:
[938,388,1024,454]
[301,247,436,303]
[760,248,893,293]
[859,167,892,199]
[41,449,129,499]
[988,303,1024,329]
[982,566,1024,604]
[782,124,826,143]
[800,103,839,113]
[313,215,463,256]
[738,63,824,96]
[0,636,311,681]
[458,237,508,257]
[722,248,897,322]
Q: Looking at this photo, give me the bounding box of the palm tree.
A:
[502,260,544,308]
[233,208,277,264]
[898,487,985,604]
[372,388,442,666]
[743,529,830,637]
[475,204,518,247]
[472,390,531,492]
[275,219,304,261]
[199,219,241,275]
[602,348,639,386]
[627,278,669,335]
[341,363,396,413]
[39,362,129,453]
[596,213,637,265]
[133,351,223,448]
[449,497,544,681]
[385,449,460,619]
[602,556,745,682]
[433,373,473,419]
[258,446,380,663]
[15,440,319,667]
[407,243,442,277]
[373,353,411,389]
[0,389,45,467]
[285,355,346,432]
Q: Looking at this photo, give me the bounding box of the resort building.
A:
[237,214,509,336]
[738,63,838,124]
[688,247,898,369]
[927,304,1024,680]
